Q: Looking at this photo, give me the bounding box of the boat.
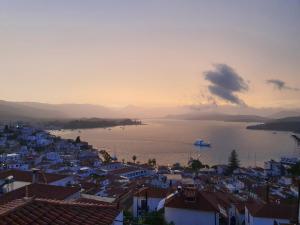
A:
[194,139,211,147]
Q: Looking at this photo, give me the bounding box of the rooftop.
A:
[109,166,144,175]
[0,170,70,184]
[134,187,169,199]
[0,184,80,205]
[0,198,120,225]
[165,190,218,212]
[246,201,297,220]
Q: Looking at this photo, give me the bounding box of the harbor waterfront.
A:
[50,119,297,167]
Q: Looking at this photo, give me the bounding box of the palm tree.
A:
[132,155,137,163]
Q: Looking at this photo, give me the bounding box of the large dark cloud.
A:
[266,79,299,91]
[204,64,248,105]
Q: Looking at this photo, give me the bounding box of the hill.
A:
[0,100,120,122]
[247,117,300,133]
[166,113,270,123]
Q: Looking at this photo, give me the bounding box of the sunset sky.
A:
[1,0,299,108]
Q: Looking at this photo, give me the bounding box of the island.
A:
[43,118,142,130]
[247,116,300,133]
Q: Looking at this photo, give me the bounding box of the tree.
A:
[188,158,205,172]
[75,136,81,143]
[152,158,156,167]
[141,211,172,225]
[132,155,137,163]
[130,211,174,225]
[228,150,240,174]
[148,158,157,167]
[288,162,300,176]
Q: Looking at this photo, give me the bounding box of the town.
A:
[0,124,299,225]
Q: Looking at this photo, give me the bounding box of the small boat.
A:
[194,139,211,147]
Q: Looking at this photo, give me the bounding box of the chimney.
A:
[31,168,40,184]
[183,187,197,202]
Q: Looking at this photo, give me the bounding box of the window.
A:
[141,199,147,210]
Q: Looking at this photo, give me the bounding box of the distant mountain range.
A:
[1,100,300,124]
[0,100,120,122]
[166,113,270,123]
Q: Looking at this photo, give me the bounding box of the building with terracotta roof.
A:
[133,187,170,217]
[0,169,74,194]
[245,201,297,225]
[0,198,123,225]
[0,183,81,205]
[163,188,248,225]
[164,188,220,225]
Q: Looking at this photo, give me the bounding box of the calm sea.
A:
[50,119,297,167]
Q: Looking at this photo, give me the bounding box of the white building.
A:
[45,152,63,163]
[264,160,283,177]
[0,169,74,194]
[133,187,169,218]
[245,201,295,225]
[109,166,153,180]
[223,178,245,193]
[0,153,20,162]
[100,162,125,172]
[164,188,220,225]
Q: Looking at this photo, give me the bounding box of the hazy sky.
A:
[1,0,299,108]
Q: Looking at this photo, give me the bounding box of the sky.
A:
[0,0,299,108]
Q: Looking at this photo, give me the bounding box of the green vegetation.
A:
[228,150,240,174]
[124,211,174,225]
[187,158,209,175]
[75,136,81,143]
[188,159,205,171]
[45,118,142,130]
[147,158,156,167]
[0,148,8,154]
[288,162,300,176]
[132,155,137,163]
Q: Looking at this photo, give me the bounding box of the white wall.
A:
[113,211,123,225]
[252,217,289,225]
[133,196,163,217]
[165,207,219,225]
[245,208,289,225]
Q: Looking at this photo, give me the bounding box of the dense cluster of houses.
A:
[0,124,299,225]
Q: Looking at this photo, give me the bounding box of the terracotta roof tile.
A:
[134,187,170,198]
[75,197,115,206]
[246,201,297,220]
[0,184,80,205]
[0,198,120,225]
[0,170,70,183]
[165,190,218,212]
